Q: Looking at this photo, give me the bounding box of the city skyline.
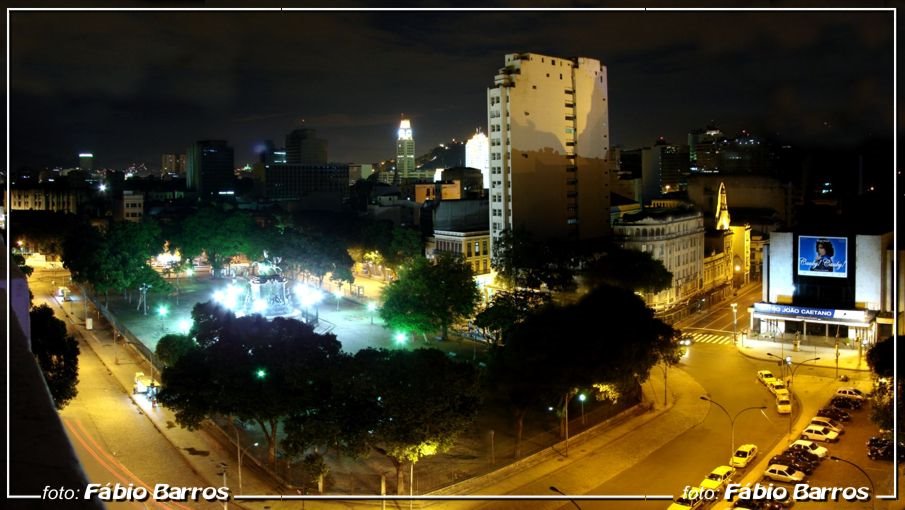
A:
[9,8,895,171]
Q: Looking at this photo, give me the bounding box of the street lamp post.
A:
[216,462,229,510]
[699,396,766,458]
[829,456,876,510]
[578,393,586,425]
[767,353,820,438]
[731,303,738,344]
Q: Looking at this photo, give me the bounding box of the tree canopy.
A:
[62,220,168,302]
[30,305,80,409]
[380,255,480,341]
[490,228,576,291]
[349,348,482,494]
[474,289,551,345]
[867,336,893,377]
[581,245,673,294]
[158,302,344,465]
[490,284,676,456]
[177,208,260,272]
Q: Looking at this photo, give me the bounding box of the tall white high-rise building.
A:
[396,119,418,181]
[465,129,490,190]
[487,53,611,257]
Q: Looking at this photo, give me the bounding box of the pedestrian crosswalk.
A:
[689,332,734,345]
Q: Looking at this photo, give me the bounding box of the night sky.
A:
[8,7,895,171]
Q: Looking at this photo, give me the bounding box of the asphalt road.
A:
[31,268,223,510]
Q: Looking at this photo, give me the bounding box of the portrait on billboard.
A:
[798,235,848,278]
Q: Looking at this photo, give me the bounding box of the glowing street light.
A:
[294,284,323,323]
[394,332,407,345]
[99,183,107,192]
[255,368,267,380]
[178,319,192,335]
[578,393,587,425]
[157,304,169,318]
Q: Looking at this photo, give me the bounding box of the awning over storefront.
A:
[750,302,876,328]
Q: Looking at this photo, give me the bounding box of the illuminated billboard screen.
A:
[798,235,848,278]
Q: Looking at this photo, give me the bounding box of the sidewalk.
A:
[736,334,874,373]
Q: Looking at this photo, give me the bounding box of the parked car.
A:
[790,439,828,458]
[699,465,736,491]
[757,370,777,386]
[783,447,820,464]
[769,454,815,475]
[867,442,904,461]
[768,380,788,396]
[831,396,862,410]
[776,396,791,414]
[763,464,806,483]
[835,387,865,400]
[730,444,759,468]
[818,406,851,422]
[866,435,893,449]
[801,425,840,443]
[810,416,844,434]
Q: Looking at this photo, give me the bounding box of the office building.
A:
[396,119,423,181]
[487,53,611,258]
[79,153,94,173]
[285,128,327,165]
[187,140,235,197]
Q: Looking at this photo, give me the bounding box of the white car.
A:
[763,463,806,483]
[757,370,776,386]
[768,380,788,395]
[835,387,865,400]
[730,444,758,468]
[776,396,791,414]
[810,416,844,434]
[801,425,840,443]
[790,439,828,458]
[699,465,735,491]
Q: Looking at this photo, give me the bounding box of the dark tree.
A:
[178,208,259,273]
[582,245,673,294]
[380,255,480,341]
[155,334,197,368]
[12,252,33,278]
[159,303,344,466]
[30,305,80,409]
[474,289,551,345]
[867,336,893,377]
[62,223,105,284]
[490,228,576,291]
[491,285,675,455]
[351,348,481,494]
